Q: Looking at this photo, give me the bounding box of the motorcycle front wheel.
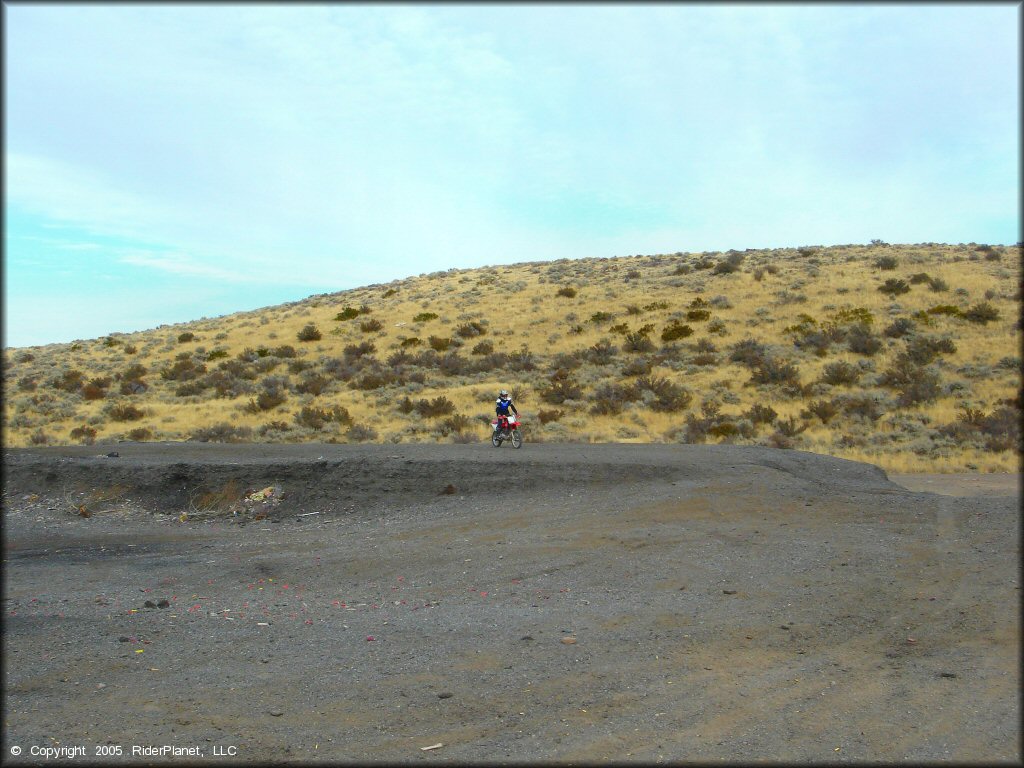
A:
[511,429,523,448]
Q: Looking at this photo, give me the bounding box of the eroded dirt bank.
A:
[3,443,1020,764]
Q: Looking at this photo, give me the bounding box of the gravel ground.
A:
[2,442,1020,764]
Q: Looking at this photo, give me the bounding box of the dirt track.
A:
[2,443,1020,764]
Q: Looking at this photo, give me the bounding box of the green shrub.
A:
[70,425,98,444]
[400,337,422,348]
[878,278,910,296]
[297,324,322,342]
[729,338,768,367]
[927,277,949,292]
[744,403,778,425]
[471,339,494,355]
[635,375,692,412]
[336,306,371,321]
[456,321,487,338]
[685,309,711,322]
[178,332,195,343]
[820,361,860,387]
[206,349,229,361]
[540,369,583,404]
[82,382,106,401]
[107,402,146,422]
[295,373,329,396]
[880,355,941,406]
[846,324,882,356]
[590,382,640,415]
[52,369,85,393]
[192,423,253,443]
[537,409,564,424]
[927,304,963,317]
[660,321,693,343]
[556,286,578,298]
[295,405,352,430]
[343,341,376,360]
[908,272,932,285]
[750,358,801,388]
[801,399,841,424]
[874,255,898,270]
[713,252,745,275]
[774,415,808,437]
[644,301,670,311]
[884,318,916,338]
[359,318,384,333]
[428,336,451,352]
[127,427,153,441]
[963,302,1000,324]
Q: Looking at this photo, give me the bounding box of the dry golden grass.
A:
[3,242,1020,473]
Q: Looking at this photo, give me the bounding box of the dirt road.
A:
[3,443,1019,763]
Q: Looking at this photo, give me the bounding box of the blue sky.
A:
[4,3,1019,348]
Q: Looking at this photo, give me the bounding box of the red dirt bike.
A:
[490,413,523,448]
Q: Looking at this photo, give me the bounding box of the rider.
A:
[495,390,519,427]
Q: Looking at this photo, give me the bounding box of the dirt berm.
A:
[2,443,1019,764]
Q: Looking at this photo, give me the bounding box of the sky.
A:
[3,3,1019,348]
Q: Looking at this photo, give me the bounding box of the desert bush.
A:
[537,408,564,424]
[120,379,149,396]
[884,317,916,338]
[908,272,932,285]
[206,349,229,361]
[295,373,329,396]
[82,382,106,400]
[672,264,691,276]
[127,427,153,441]
[707,319,727,335]
[400,337,422,348]
[905,335,956,365]
[774,415,808,438]
[874,255,898,270]
[70,425,98,444]
[556,286,577,298]
[880,356,942,406]
[963,302,1000,324]
[621,357,652,377]
[16,376,38,392]
[926,276,949,292]
[428,336,451,352]
[347,423,379,442]
[540,369,583,405]
[846,324,882,356]
[295,405,352,430]
[409,396,456,418]
[343,341,376,361]
[161,358,206,382]
[107,402,146,422]
[625,304,643,315]
[257,421,292,436]
[297,323,322,342]
[660,322,693,343]
[456,321,487,338]
[439,413,474,436]
[336,306,371,320]
[192,423,253,443]
[413,311,439,323]
[744,403,778,425]
[686,309,711,321]
[587,339,618,365]
[927,304,963,318]
[51,369,85,393]
[624,330,657,353]
[729,338,768,368]
[174,381,208,397]
[713,252,745,274]
[590,311,615,324]
[635,375,692,412]
[178,332,195,343]
[644,301,670,311]
[801,399,841,424]
[350,367,397,390]
[878,278,910,296]
[590,382,640,415]
[750,357,801,387]
[360,318,384,333]
[30,429,51,446]
[820,361,860,387]
[691,352,718,366]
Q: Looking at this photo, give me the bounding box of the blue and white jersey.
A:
[495,397,515,415]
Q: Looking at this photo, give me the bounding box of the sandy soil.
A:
[2,442,1020,764]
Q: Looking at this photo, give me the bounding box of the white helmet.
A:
[499,390,509,398]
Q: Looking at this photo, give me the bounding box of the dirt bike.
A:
[491,413,523,448]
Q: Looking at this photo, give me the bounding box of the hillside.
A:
[3,242,1020,473]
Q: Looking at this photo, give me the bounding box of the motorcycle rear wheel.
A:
[491,432,503,447]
